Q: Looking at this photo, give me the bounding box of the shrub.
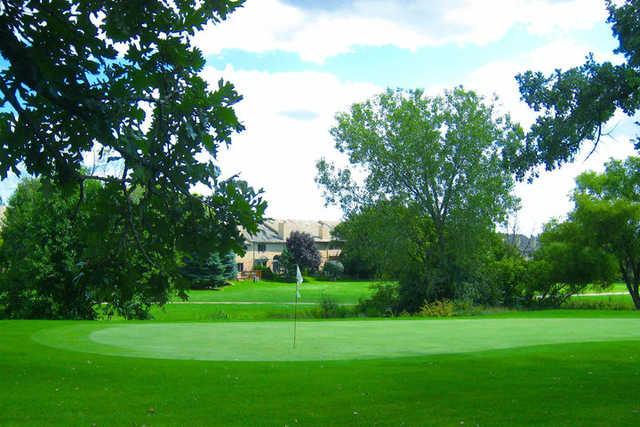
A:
[418,299,454,317]
[356,283,399,317]
[313,294,350,318]
[323,260,344,281]
[254,264,274,280]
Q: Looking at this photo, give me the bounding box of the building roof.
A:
[243,219,341,243]
[243,222,282,242]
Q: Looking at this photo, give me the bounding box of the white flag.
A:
[295,265,303,298]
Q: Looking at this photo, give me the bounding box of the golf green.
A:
[32,318,640,361]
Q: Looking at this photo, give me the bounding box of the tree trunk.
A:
[620,263,640,309]
[630,282,640,310]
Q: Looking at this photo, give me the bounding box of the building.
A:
[236,219,341,274]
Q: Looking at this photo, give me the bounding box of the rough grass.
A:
[180,278,377,304]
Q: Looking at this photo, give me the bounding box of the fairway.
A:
[32,318,640,361]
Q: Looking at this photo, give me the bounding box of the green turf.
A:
[181,279,378,304]
[31,318,640,361]
[3,315,640,426]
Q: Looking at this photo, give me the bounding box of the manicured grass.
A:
[2,314,640,426]
[4,279,640,425]
[32,318,640,361]
[182,279,378,304]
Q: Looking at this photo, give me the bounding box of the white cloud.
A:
[202,65,380,220]
[194,0,607,63]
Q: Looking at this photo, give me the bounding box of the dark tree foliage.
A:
[322,260,344,281]
[332,199,423,281]
[0,1,266,317]
[0,179,241,319]
[285,231,321,272]
[516,0,640,176]
[180,252,237,290]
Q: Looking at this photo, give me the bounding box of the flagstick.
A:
[293,264,303,349]
[293,285,298,349]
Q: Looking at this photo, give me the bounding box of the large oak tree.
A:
[516,0,640,176]
[0,1,266,316]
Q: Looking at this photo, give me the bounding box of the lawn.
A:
[181,278,378,304]
[3,279,640,426]
[2,311,640,426]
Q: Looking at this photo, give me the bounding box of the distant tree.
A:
[286,231,321,272]
[278,247,297,280]
[317,87,523,310]
[516,0,640,176]
[181,252,237,289]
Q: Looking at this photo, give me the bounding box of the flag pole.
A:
[293,281,298,348]
[293,264,303,349]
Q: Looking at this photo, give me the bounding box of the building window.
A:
[258,243,266,252]
[236,263,244,272]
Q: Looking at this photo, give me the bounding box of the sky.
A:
[0,0,636,235]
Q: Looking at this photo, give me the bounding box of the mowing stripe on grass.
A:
[31,318,640,362]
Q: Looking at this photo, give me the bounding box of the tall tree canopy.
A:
[516,0,640,175]
[317,87,523,309]
[0,0,266,315]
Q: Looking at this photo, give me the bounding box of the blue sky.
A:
[1,0,636,234]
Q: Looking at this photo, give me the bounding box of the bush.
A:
[323,260,344,280]
[278,248,297,281]
[356,283,399,317]
[254,264,274,280]
[313,294,350,318]
[418,299,454,317]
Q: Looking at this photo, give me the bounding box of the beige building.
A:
[236,219,342,274]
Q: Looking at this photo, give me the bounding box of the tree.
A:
[322,260,344,281]
[530,219,616,306]
[0,177,248,319]
[317,87,523,310]
[516,0,640,176]
[180,252,237,290]
[332,199,424,280]
[285,231,321,273]
[277,247,297,280]
[0,179,96,319]
[567,157,640,308]
[0,0,265,308]
[0,1,266,314]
